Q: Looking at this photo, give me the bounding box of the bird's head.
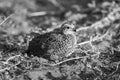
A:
[61,23,76,34]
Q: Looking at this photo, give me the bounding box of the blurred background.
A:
[0,0,120,80]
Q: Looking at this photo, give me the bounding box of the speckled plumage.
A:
[27,23,77,61]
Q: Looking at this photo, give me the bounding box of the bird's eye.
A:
[66,26,70,29]
[64,24,70,29]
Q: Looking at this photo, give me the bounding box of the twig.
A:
[51,56,87,66]
[0,61,21,72]
[77,30,109,46]
[76,26,90,32]
[28,11,47,17]
[76,7,120,32]
[2,54,22,65]
[0,14,14,26]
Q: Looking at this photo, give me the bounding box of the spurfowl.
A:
[27,23,77,62]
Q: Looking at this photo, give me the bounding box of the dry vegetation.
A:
[0,0,120,80]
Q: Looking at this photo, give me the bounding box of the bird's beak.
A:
[73,29,77,32]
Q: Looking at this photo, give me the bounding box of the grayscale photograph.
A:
[0,0,120,80]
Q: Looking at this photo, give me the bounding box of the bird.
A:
[27,23,77,62]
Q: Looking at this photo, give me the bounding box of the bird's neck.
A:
[64,30,75,35]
